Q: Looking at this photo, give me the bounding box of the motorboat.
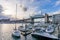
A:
[18,25,29,32]
[18,24,32,36]
[31,32,58,40]
[21,31,32,36]
[45,24,55,33]
[18,24,33,32]
[31,27,59,40]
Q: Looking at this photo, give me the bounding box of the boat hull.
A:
[12,34,20,38]
[31,34,59,40]
[21,32,31,36]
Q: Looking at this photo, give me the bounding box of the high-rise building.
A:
[52,14,60,24]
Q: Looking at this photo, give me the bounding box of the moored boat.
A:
[31,26,59,40]
[12,29,20,38]
[45,24,55,33]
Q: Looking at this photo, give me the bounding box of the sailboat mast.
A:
[15,4,17,30]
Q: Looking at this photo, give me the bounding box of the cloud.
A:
[54,0,60,6]
[52,10,60,15]
[0,4,11,19]
[0,0,55,19]
[48,10,60,15]
[0,5,4,16]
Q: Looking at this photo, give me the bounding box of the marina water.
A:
[0,24,37,40]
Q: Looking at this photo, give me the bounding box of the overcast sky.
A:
[0,0,60,19]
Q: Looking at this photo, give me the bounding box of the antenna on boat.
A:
[15,4,17,30]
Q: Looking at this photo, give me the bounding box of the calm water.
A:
[0,24,37,40]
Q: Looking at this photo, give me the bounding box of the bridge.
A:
[0,14,52,24]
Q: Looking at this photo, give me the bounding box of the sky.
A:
[0,0,60,19]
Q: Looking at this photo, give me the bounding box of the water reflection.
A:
[0,24,36,40]
[1,24,14,40]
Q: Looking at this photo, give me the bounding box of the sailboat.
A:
[12,25,20,38]
[12,4,20,38]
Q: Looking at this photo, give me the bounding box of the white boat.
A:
[18,24,32,36]
[12,4,20,38]
[18,24,32,32]
[18,25,29,32]
[12,29,20,38]
[31,32,58,40]
[31,27,58,40]
[45,25,55,33]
